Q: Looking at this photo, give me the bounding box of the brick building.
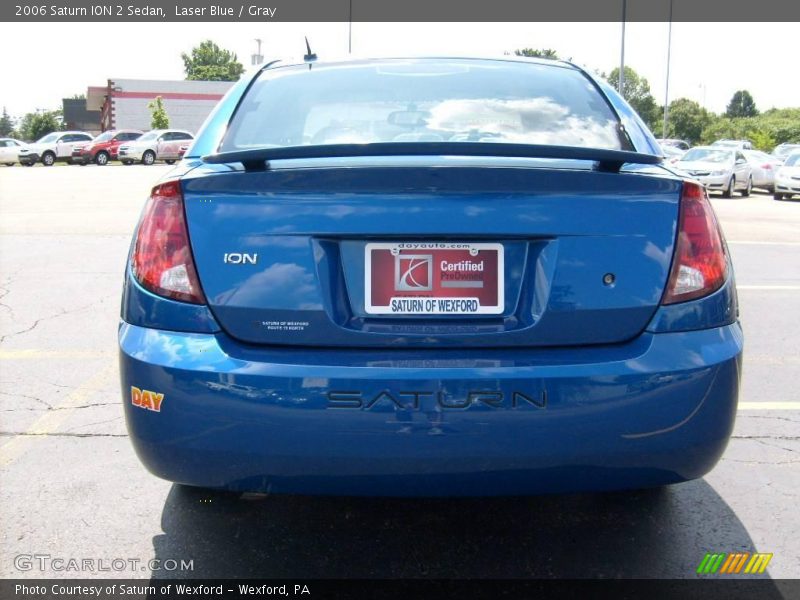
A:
[86,79,234,133]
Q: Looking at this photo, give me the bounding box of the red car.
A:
[71,130,143,165]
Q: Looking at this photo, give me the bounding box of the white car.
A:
[18,131,94,166]
[743,150,782,193]
[774,152,800,200]
[673,146,753,197]
[711,139,753,150]
[0,138,24,166]
[118,129,194,165]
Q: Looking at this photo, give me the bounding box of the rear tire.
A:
[742,176,752,197]
[165,159,176,165]
[5,163,14,167]
[142,150,155,165]
[41,152,55,167]
[122,160,133,165]
[95,151,109,166]
[773,193,784,200]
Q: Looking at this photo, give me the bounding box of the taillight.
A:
[762,164,772,170]
[662,181,728,305]
[131,180,206,304]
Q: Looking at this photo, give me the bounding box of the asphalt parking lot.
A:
[0,163,798,580]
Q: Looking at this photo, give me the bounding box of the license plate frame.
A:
[364,242,504,315]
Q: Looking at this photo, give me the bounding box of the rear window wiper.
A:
[202,142,662,173]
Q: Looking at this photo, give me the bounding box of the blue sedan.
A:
[119,57,742,496]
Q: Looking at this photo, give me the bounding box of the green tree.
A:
[17,111,61,141]
[725,90,758,119]
[605,66,660,130]
[147,96,170,129]
[0,107,13,137]
[665,98,711,144]
[513,48,561,60]
[182,40,244,81]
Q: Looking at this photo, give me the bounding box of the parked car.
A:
[118,130,194,165]
[774,152,800,200]
[18,131,94,166]
[711,139,753,150]
[772,143,800,163]
[674,146,753,197]
[0,138,24,165]
[71,129,143,165]
[743,150,781,192]
[660,144,685,163]
[119,57,742,497]
[657,138,690,151]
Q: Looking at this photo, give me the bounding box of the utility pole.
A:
[251,38,263,66]
[348,0,352,54]
[619,0,626,96]
[662,0,674,138]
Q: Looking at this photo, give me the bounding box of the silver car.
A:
[118,129,194,165]
[743,150,781,192]
[711,139,754,150]
[674,146,753,197]
[0,138,24,166]
[772,143,800,163]
[774,152,800,200]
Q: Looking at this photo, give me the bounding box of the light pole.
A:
[662,0,674,138]
[619,0,627,96]
[251,38,263,66]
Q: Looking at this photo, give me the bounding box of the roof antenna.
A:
[303,37,317,64]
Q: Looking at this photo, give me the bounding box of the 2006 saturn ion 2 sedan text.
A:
[119,57,742,496]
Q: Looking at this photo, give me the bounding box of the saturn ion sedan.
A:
[118,57,742,497]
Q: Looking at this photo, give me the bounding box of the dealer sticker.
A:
[365,242,504,315]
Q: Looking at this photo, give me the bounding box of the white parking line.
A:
[737,285,800,290]
[738,402,800,410]
[727,241,800,246]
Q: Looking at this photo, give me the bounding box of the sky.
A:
[1,21,798,120]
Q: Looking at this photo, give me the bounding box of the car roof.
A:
[262,55,580,73]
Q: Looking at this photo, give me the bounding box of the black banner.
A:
[3,0,800,22]
[1,579,798,600]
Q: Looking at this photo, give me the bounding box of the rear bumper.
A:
[695,174,729,190]
[119,322,743,496]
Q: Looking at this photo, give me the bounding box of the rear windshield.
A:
[785,154,800,167]
[221,59,629,153]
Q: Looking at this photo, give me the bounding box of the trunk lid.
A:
[182,161,680,348]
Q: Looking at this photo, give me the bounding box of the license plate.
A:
[365,242,504,315]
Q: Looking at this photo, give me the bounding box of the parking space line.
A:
[0,361,117,468]
[738,402,800,410]
[0,349,112,360]
[736,285,800,290]
[727,241,800,246]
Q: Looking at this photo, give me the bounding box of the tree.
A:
[147,96,170,129]
[605,66,660,130]
[182,40,244,81]
[726,90,758,119]
[514,48,561,60]
[17,111,61,141]
[665,98,711,144]
[0,107,13,137]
